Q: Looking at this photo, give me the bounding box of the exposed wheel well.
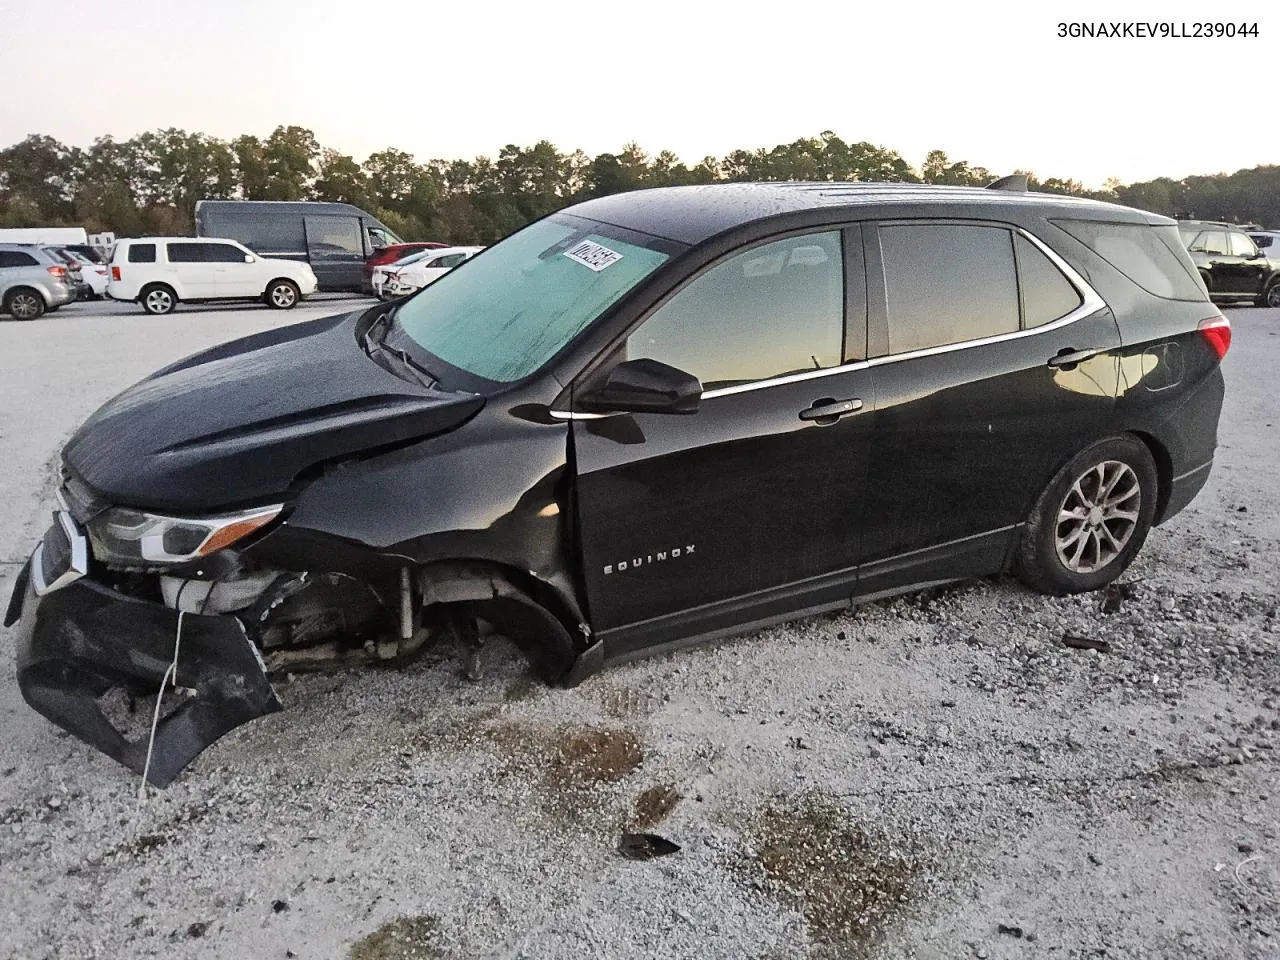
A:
[415,559,587,685]
[266,277,299,292]
[139,281,176,297]
[3,285,46,306]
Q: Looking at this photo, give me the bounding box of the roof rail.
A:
[986,175,1029,192]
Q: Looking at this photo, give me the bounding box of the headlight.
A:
[87,504,283,568]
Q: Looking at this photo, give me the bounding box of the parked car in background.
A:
[64,249,110,298]
[5,182,1229,785]
[371,248,435,299]
[195,200,403,293]
[382,245,483,298]
[107,237,318,314]
[38,246,90,300]
[63,244,107,264]
[1178,219,1280,306]
[0,243,77,319]
[364,241,449,293]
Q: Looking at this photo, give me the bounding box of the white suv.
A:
[108,238,319,315]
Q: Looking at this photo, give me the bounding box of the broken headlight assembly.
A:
[85,504,284,569]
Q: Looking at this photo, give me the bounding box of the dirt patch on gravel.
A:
[632,784,680,828]
[485,722,644,823]
[487,722,643,782]
[349,915,445,960]
[748,794,922,958]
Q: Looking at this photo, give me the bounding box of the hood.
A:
[63,310,484,512]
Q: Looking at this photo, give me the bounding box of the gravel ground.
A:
[0,299,1277,960]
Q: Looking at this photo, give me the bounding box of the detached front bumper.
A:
[7,550,281,787]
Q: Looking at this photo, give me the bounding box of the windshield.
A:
[393,214,676,384]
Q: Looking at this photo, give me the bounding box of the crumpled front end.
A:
[7,519,282,788]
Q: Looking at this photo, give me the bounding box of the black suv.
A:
[1178,219,1280,307]
[7,182,1228,786]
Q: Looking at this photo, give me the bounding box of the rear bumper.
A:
[8,556,281,787]
[1158,458,1214,525]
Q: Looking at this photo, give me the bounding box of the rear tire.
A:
[265,279,300,309]
[3,288,45,321]
[140,284,177,315]
[1014,436,1158,596]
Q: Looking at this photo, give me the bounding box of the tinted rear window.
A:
[127,244,156,263]
[1052,220,1205,301]
[1015,234,1082,327]
[880,223,1020,353]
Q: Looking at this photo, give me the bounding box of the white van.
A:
[0,227,89,246]
[108,237,319,315]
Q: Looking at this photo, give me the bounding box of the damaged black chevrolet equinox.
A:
[7,182,1229,785]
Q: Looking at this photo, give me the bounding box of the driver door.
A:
[571,228,875,656]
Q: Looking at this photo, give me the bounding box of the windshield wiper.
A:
[363,306,437,388]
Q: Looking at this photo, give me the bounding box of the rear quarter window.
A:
[1053,220,1205,301]
[127,244,157,263]
[0,250,40,267]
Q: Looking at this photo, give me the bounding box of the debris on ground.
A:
[1062,634,1112,654]
[618,832,681,860]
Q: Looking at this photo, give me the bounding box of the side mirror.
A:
[244,254,255,263]
[580,358,702,415]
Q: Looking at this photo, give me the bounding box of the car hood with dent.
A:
[62,310,484,512]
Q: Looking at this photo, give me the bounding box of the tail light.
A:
[111,265,121,281]
[1199,315,1231,360]
[46,265,66,279]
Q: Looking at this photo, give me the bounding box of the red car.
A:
[363,242,449,292]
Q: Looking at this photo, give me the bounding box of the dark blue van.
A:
[195,200,402,293]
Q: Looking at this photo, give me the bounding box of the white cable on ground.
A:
[137,608,185,804]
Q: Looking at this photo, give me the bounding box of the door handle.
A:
[799,398,863,423]
[1047,348,1100,369]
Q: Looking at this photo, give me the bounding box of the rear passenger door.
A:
[857,220,1122,595]
[164,242,218,299]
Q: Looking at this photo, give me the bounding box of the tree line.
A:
[0,125,1275,244]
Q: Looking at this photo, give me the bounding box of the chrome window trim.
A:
[702,226,1105,400]
[551,225,1107,412]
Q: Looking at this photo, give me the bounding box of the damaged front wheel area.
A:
[10,550,599,787]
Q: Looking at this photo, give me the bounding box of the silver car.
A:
[0,243,77,320]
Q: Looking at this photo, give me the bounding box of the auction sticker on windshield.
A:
[563,239,623,271]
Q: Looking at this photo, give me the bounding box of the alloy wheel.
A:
[270,284,297,308]
[1267,284,1280,308]
[1054,460,1140,574]
[145,289,174,314]
[9,293,41,320]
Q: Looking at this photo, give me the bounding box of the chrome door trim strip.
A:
[552,225,1108,413]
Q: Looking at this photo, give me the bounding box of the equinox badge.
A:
[604,545,695,575]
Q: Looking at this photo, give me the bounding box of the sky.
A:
[0,0,1274,188]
